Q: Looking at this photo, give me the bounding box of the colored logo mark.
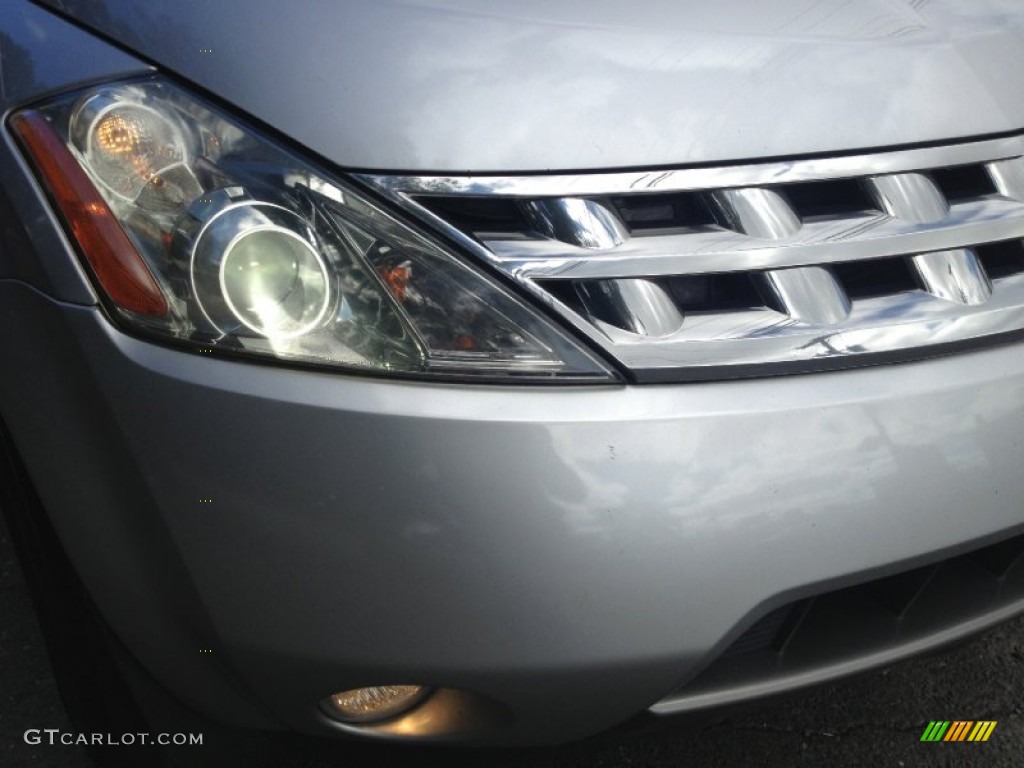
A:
[920,720,997,742]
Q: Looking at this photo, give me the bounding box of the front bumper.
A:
[2,279,1024,744]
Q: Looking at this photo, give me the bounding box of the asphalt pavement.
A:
[2,510,1023,768]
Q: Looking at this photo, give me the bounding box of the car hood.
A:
[35,0,1024,172]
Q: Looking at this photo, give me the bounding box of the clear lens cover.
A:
[21,79,613,381]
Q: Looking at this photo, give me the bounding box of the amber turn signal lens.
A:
[11,110,168,316]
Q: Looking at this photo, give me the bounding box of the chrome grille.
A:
[357,136,1024,381]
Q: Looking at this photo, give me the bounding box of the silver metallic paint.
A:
[5,281,1024,741]
[34,0,1024,173]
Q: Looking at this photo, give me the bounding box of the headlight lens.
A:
[70,93,191,204]
[180,187,332,339]
[12,79,614,381]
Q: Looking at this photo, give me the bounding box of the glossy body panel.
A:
[4,280,1024,741]
[0,282,280,730]
[33,0,1024,172]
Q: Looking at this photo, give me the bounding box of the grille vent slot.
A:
[658,529,1024,711]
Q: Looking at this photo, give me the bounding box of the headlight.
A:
[11,79,615,382]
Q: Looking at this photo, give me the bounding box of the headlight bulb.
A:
[173,187,332,338]
[71,87,199,210]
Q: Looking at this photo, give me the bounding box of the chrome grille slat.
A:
[911,248,992,305]
[988,158,1024,200]
[581,279,685,337]
[520,197,629,249]
[358,138,1024,380]
[763,267,851,326]
[707,187,802,239]
[868,172,950,223]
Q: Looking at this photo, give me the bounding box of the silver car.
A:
[2,0,1024,762]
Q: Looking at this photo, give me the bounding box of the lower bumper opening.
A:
[655,528,1024,714]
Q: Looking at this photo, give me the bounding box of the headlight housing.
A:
[11,79,615,382]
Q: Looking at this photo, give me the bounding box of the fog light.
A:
[323,685,431,723]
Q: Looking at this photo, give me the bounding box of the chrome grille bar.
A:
[357,136,1024,198]
[357,141,1024,380]
[597,274,1024,376]
[479,198,1024,278]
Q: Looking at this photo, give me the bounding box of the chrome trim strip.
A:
[482,197,1024,279]
[355,136,1024,198]
[596,273,1024,373]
